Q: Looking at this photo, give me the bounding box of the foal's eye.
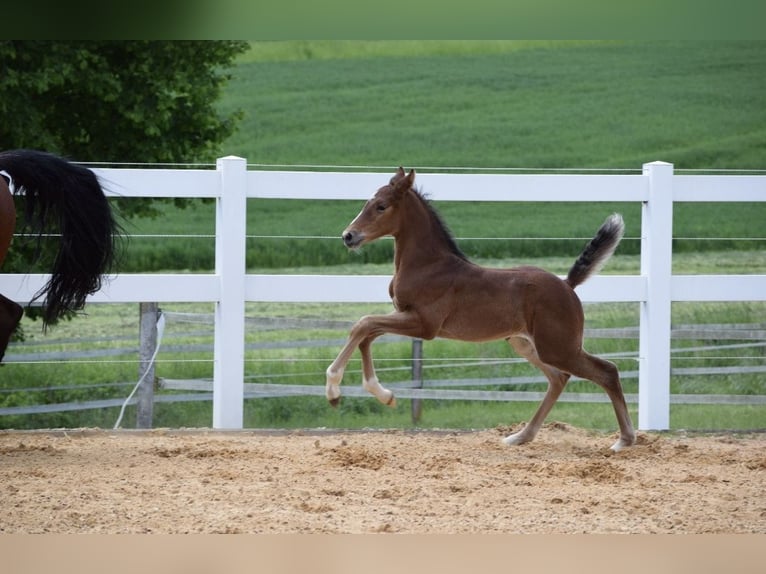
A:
[376,203,387,213]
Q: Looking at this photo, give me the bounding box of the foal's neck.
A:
[393,190,464,271]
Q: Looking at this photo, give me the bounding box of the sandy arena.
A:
[1,424,764,534]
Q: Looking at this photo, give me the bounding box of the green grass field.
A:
[118,40,766,272]
[3,41,765,431]
[221,40,766,169]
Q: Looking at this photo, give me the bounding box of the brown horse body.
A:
[0,176,23,361]
[326,167,635,451]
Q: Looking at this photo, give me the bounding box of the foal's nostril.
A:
[343,232,354,246]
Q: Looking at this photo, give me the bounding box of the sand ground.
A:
[1,424,764,534]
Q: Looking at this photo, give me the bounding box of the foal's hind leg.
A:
[502,336,571,447]
[559,352,636,452]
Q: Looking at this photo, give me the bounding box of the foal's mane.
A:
[409,186,469,261]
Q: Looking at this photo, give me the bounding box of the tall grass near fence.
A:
[3,288,765,431]
[118,199,766,272]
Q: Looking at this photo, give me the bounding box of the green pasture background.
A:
[4,41,765,432]
[121,40,766,272]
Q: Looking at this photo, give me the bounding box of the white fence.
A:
[2,157,765,430]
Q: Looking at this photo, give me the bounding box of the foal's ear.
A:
[391,168,415,192]
[390,166,406,186]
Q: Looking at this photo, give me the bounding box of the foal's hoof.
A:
[386,393,397,408]
[502,434,528,447]
[328,397,341,408]
[610,435,636,452]
[502,427,533,447]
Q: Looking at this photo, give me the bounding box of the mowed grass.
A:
[221,41,766,169]
[3,41,765,431]
[119,40,766,271]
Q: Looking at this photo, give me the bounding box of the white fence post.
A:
[213,156,247,428]
[638,161,674,430]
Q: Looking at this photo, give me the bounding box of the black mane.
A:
[411,187,469,261]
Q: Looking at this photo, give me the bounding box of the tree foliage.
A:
[0,41,248,162]
[0,41,249,217]
[0,41,249,329]
[0,41,247,162]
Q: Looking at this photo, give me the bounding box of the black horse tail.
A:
[565,213,624,289]
[0,149,120,326]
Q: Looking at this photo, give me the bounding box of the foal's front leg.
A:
[359,335,396,406]
[325,334,395,406]
[326,311,423,406]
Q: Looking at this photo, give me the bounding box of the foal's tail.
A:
[565,213,624,289]
[0,149,120,326]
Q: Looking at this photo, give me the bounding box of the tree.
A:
[0,40,250,217]
[0,41,249,329]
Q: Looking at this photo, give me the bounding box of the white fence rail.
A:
[2,157,765,430]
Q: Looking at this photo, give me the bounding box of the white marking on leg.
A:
[326,366,344,402]
[502,427,535,447]
[610,434,636,452]
[362,376,396,407]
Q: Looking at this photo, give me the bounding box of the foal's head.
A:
[342,167,416,249]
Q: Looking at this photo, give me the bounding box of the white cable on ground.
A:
[114,312,166,429]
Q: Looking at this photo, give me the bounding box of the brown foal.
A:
[326,167,636,451]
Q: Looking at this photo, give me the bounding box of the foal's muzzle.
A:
[343,230,363,249]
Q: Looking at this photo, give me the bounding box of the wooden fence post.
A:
[411,339,423,423]
[639,161,674,430]
[137,302,158,428]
